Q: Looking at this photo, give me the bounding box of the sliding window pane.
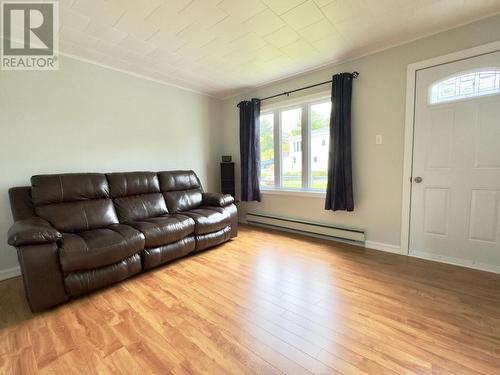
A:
[281,108,302,189]
[310,102,330,190]
[260,113,275,188]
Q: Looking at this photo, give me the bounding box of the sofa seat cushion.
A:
[142,236,196,270]
[195,226,232,251]
[59,224,145,272]
[182,208,230,235]
[127,214,195,248]
[65,253,141,296]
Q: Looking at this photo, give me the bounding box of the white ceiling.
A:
[54,0,500,98]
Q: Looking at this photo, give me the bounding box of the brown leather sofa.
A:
[7,170,237,312]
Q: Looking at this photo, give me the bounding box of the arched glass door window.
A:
[429,69,500,104]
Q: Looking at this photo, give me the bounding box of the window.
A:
[259,113,274,188]
[430,70,500,104]
[310,102,330,189]
[259,97,331,192]
[281,108,302,188]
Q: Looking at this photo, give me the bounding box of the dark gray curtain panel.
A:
[325,73,354,211]
[238,98,261,202]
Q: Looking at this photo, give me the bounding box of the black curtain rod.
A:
[260,71,359,102]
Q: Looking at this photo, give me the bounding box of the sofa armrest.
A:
[202,192,235,207]
[8,217,61,247]
[17,243,68,312]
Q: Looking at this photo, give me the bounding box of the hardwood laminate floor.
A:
[1,224,500,374]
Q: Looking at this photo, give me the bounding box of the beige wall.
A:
[221,14,500,248]
[0,56,222,277]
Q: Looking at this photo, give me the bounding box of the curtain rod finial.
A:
[352,71,359,78]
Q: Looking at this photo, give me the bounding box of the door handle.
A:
[413,176,423,183]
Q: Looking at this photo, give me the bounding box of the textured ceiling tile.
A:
[223,49,258,65]
[321,0,367,24]
[267,55,296,72]
[334,11,377,42]
[113,12,160,41]
[147,48,182,64]
[281,0,324,31]
[147,31,187,52]
[209,18,252,43]
[60,27,101,51]
[59,0,77,9]
[252,45,283,61]
[298,19,338,42]
[264,26,300,48]
[111,0,164,18]
[462,0,500,14]
[311,33,348,55]
[117,35,157,56]
[261,0,308,15]
[416,0,485,28]
[72,0,125,25]
[217,0,267,22]
[179,0,228,29]
[229,33,268,53]
[280,39,318,59]
[85,22,128,44]
[60,8,90,32]
[145,5,192,32]
[175,45,209,61]
[57,0,500,97]
[59,40,105,62]
[94,40,131,59]
[313,0,334,7]
[243,9,286,37]
[194,39,236,60]
[363,0,415,15]
[176,24,217,47]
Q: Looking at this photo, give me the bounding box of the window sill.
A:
[260,188,326,199]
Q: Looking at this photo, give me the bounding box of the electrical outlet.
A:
[376,134,383,145]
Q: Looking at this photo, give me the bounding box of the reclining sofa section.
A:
[7,170,238,312]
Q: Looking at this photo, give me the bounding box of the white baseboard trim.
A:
[0,266,21,281]
[410,250,500,274]
[365,241,402,254]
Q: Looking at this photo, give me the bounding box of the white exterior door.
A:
[410,50,500,271]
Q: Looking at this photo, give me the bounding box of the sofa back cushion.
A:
[107,172,168,222]
[31,174,118,233]
[158,170,203,213]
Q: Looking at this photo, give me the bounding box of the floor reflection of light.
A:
[236,240,352,360]
[251,248,342,328]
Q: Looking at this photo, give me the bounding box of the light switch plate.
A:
[376,134,383,144]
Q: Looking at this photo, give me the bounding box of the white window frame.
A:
[259,92,331,196]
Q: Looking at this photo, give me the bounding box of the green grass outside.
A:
[261,171,327,189]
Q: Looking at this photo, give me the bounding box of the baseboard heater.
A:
[246,212,365,243]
